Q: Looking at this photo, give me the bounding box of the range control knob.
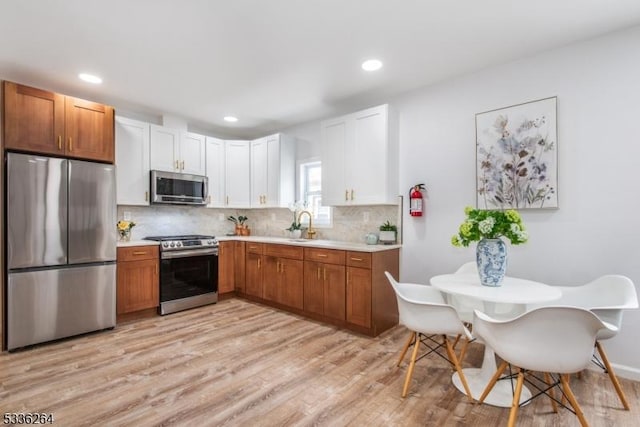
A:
[176,242,183,247]
[169,242,175,248]
[162,242,169,248]
[207,240,213,245]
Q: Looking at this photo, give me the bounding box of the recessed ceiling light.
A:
[78,73,102,84]
[361,59,383,71]
[224,116,238,123]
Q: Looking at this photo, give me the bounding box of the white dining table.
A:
[430,273,562,407]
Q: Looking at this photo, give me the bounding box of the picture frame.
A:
[476,96,558,210]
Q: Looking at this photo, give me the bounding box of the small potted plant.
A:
[379,220,397,244]
[116,220,136,242]
[227,215,250,236]
[287,220,302,239]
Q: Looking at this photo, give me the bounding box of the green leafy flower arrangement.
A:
[451,206,528,247]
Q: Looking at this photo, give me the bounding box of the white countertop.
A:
[116,236,400,252]
[117,240,160,247]
[217,235,401,252]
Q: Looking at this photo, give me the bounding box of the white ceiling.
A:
[2,1,640,139]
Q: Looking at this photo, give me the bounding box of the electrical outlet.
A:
[218,213,225,221]
[363,211,370,222]
[123,211,131,221]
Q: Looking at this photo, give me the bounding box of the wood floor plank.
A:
[1,298,638,426]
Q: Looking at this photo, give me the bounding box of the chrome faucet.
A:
[297,210,317,239]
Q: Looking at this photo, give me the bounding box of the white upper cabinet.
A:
[225,140,251,208]
[180,131,206,175]
[321,104,398,206]
[150,124,206,175]
[205,136,225,208]
[115,116,150,206]
[251,133,295,208]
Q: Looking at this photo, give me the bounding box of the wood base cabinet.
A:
[263,245,304,310]
[245,243,264,298]
[218,241,235,294]
[116,246,159,315]
[304,248,346,321]
[240,241,399,337]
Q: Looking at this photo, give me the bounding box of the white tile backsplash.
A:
[117,204,401,244]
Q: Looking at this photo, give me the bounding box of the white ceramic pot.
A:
[379,230,396,244]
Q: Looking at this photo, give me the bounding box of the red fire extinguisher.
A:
[409,184,426,217]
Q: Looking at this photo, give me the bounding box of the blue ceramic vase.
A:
[476,238,507,286]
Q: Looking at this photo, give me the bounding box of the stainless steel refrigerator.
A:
[5,152,117,350]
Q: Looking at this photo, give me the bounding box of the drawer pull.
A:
[317,254,328,258]
[350,257,363,261]
[132,251,147,255]
[249,246,258,250]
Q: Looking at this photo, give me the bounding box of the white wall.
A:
[285,26,640,378]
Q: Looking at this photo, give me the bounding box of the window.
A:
[300,160,332,227]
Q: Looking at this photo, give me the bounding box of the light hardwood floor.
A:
[1,298,638,426]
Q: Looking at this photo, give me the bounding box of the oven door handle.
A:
[161,248,219,259]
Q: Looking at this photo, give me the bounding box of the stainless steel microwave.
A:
[150,170,208,205]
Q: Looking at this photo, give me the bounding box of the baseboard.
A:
[587,361,640,382]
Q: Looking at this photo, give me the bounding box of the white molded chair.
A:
[385,272,474,399]
[473,307,616,427]
[528,275,638,409]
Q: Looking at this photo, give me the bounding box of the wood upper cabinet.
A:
[116,246,159,315]
[3,81,115,163]
[218,241,235,294]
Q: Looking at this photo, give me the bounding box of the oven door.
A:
[160,248,218,303]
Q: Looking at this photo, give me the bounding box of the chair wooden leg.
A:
[444,336,474,401]
[452,333,461,349]
[397,331,416,367]
[402,332,421,398]
[560,374,589,427]
[458,337,470,365]
[507,369,524,427]
[596,341,630,410]
[479,360,509,403]
[544,372,558,413]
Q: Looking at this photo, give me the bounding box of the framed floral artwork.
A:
[476,96,558,209]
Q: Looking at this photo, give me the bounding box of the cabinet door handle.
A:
[175,160,179,170]
[181,160,185,170]
[145,191,149,202]
[323,268,327,281]
[132,251,147,255]
[350,257,363,261]
[345,190,349,201]
[58,136,62,150]
[257,258,261,268]
[350,189,354,200]
[68,137,73,152]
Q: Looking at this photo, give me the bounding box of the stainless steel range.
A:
[144,235,218,315]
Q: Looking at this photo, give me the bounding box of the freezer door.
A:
[68,160,117,263]
[7,153,68,269]
[7,264,116,350]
